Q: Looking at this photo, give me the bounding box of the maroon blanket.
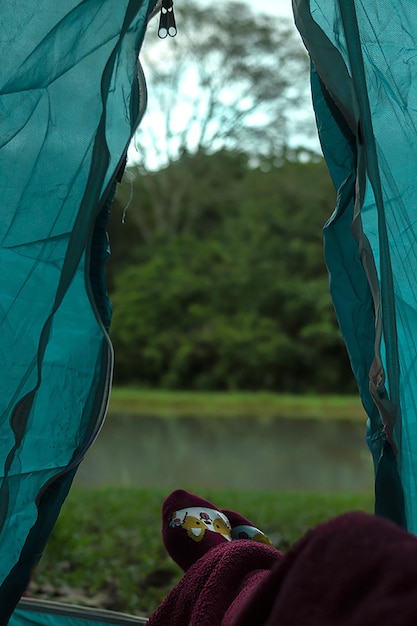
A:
[147,512,417,626]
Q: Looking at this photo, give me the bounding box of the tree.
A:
[123,2,315,242]
[111,149,249,250]
[136,2,311,166]
[109,155,356,393]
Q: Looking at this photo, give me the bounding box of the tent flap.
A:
[294,0,417,531]
[0,1,156,622]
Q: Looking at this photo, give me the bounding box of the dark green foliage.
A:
[103,1,340,392]
[108,154,355,392]
[32,487,373,616]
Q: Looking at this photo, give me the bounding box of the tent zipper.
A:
[158,0,177,38]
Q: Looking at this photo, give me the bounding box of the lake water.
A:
[75,414,374,493]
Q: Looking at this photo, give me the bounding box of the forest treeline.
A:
[107,150,356,394]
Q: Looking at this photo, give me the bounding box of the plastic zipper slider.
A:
[158,0,177,38]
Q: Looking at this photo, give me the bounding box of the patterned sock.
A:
[221,508,273,545]
[162,489,232,571]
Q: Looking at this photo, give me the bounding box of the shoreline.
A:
[108,387,366,421]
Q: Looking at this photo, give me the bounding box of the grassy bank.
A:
[31,487,373,617]
[109,388,366,421]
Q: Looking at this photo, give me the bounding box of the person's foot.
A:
[221,508,273,545]
[162,489,232,571]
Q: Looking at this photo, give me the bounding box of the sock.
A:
[162,489,232,571]
[221,508,273,545]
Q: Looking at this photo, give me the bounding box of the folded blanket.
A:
[146,540,280,626]
[236,511,417,626]
[148,512,417,626]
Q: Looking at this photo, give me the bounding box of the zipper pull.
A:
[158,0,177,38]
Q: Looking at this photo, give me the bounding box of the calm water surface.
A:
[75,414,373,492]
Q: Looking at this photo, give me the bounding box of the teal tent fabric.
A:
[10,598,147,626]
[293,0,417,531]
[0,2,157,622]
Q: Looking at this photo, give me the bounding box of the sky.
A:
[255,0,294,18]
[198,0,295,19]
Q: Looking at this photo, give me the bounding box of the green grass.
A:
[30,393,369,614]
[31,487,373,617]
[109,388,366,421]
